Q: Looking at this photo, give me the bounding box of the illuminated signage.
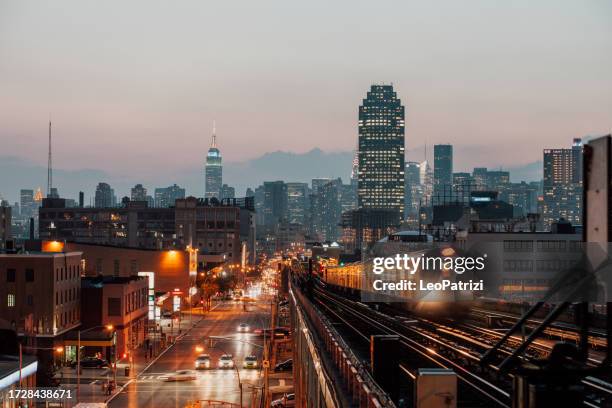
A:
[138,272,156,320]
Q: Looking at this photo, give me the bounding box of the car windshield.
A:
[246,356,257,361]
[196,355,210,360]
[221,355,232,360]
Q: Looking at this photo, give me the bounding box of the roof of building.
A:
[82,275,146,288]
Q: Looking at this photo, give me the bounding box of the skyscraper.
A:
[542,138,583,229]
[433,144,453,204]
[131,184,147,201]
[311,179,342,241]
[404,161,422,217]
[20,189,34,217]
[205,124,222,199]
[286,182,308,225]
[357,84,405,219]
[94,182,114,208]
[262,181,288,227]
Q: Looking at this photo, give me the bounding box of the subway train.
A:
[317,232,477,318]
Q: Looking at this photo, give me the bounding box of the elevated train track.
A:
[308,281,612,407]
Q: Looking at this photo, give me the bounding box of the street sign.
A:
[262,359,270,368]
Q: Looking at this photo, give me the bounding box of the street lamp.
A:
[76,324,114,402]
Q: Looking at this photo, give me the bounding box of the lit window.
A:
[7,294,15,307]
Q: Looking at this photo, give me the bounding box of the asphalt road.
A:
[108,300,270,408]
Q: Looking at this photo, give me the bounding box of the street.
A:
[107,299,270,408]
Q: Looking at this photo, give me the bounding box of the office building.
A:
[339,183,357,214]
[0,250,82,385]
[0,204,10,247]
[154,184,186,208]
[286,182,309,225]
[80,275,148,357]
[94,182,115,208]
[542,138,583,229]
[340,209,400,253]
[357,84,405,219]
[204,126,222,199]
[404,162,422,218]
[130,184,147,202]
[262,181,288,227]
[220,184,236,200]
[433,144,453,203]
[174,197,251,266]
[310,179,342,242]
[39,198,176,249]
[20,189,35,218]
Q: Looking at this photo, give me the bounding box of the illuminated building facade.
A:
[357,85,405,221]
[542,138,583,230]
[205,126,222,199]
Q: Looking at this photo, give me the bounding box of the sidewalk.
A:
[55,307,208,405]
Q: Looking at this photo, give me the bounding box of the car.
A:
[195,354,211,370]
[243,355,258,369]
[218,354,234,369]
[71,357,109,369]
[271,393,295,407]
[237,323,250,332]
[160,370,197,382]
[274,359,293,372]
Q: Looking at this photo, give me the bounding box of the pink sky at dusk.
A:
[0,0,610,181]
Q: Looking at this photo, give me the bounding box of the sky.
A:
[0,0,611,200]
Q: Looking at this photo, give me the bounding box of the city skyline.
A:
[1,1,610,184]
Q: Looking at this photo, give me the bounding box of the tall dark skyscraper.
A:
[205,123,222,199]
[262,181,288,227]
[357,84,405,219]
[433,144,453,203]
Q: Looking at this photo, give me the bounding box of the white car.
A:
[195,354,211,370]
[237,323,250,332]
[218,354,234,369]
[243,355,258,369]
[160,370,197,382]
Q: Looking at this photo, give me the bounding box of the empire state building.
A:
[205,123,222,199]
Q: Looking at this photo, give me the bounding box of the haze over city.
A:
[1,0,611,201]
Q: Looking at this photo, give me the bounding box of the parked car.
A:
[160,370,197,382]
[274,359,293,372]
[218,354,234,369]
[243,355,258,369]
[71,357,109,369]
[195,354,211,370]
[271,393,295,407]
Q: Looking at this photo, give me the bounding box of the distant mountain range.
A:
[0,148,542,204]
